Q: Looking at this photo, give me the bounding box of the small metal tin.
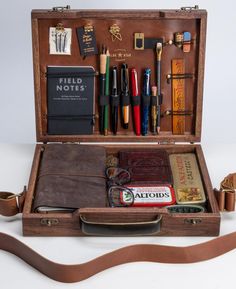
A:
[166,204,205,214]
[120,185,176,207]
[169,153,206,205]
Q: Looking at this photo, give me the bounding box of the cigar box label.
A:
[120,185,175,207]
[169,153,206,205]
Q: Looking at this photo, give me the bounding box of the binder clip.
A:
[134,33,145,50]
[109,24,122,42]
[49,23,72,55]
[174,32,184,48]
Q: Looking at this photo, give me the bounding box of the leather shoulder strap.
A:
[1,231,236,283]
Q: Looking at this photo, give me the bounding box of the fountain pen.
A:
[141,68,151,136]
[111,66,119,134]
[121,63,130,129]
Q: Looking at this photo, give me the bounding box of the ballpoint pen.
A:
[99,45,107,134]
[151,86,157,134]
[104,49,110,136]
[121,63,130,129]
[131,68,141,136]
[141,68,151,136]
[156,42,162,134]
[111,66,119,135]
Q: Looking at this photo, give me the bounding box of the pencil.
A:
[99,45,107,134]
[104,49,110,136]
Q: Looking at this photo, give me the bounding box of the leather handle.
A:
[80,215,162,236]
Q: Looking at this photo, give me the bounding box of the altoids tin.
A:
[120,185,176,207]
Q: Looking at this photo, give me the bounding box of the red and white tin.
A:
[120,185,176,207]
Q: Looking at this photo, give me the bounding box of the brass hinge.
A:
[180,5,199,11]
[159,141,175,145]
[52,5,71,12]
[61,142,81,145]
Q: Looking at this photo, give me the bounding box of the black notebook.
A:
[47,66,95,135]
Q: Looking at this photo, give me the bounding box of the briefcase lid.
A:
[31,7,207,144]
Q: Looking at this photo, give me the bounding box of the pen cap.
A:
[131,68,139,96]
[111,66,118,95]
[121,63,129,93]
[143,68,151,96]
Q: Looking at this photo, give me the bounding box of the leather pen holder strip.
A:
[132,95,141,106]
[142,94,151,106]
[121,92,130,106]
[110,95,120,107]
[99,94,110,106]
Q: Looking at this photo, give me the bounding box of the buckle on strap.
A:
[7,192,23,200]
[0,186,26,216]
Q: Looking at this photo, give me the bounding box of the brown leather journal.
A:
[119,149,173,184]
[33,144,107,212]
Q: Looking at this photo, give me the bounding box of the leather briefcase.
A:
[0,6,221,237]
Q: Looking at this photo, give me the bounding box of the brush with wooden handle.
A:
[156,42,162,134]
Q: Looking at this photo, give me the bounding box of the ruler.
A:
[171,59,185,134]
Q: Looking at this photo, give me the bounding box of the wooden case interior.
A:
[32,9,207,143]
[26,10,219,233]
[23,143,219,217]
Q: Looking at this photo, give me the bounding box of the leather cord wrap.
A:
[1,231,236,283]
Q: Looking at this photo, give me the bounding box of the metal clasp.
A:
[52,5,71,12]
[40,219,59,227]
[180,5,199,11]
[184,218,202,225]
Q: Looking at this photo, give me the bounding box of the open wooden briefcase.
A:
[14,5,220,237]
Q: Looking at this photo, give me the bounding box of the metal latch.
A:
[40,219,59,226]
[180,5,199,11]
[52,5,71,12]
[184,218,202,225]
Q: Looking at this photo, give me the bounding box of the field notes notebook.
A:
[47,66,95,135]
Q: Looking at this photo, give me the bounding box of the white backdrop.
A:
[0,0,235,143]
[1,3,236,289]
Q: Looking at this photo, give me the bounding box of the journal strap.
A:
[1,231,236,283]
